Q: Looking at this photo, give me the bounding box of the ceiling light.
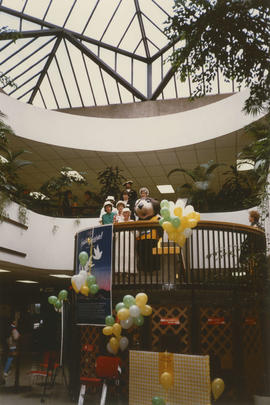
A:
[156,185,175,194]
[16,280,38,284]
[49,274,72,279]
[237,159,254,171]
[0,269,11,273]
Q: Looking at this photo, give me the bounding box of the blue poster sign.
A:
[75,224,113,325]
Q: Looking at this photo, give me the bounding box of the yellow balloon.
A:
[176,234,186,247]
[160,371,173,390]
[173,206,183,218]
[112,322,122,337]
[117,308,130,320]
[168,231,178,241]
[162,221,174,234]
[140,305,152,316]
[109,337,119,352]
[186,211,196,220]
[103,326,113,336]
[135,293,148,306]
[71,279,79,293]
[80,285,89,296]
[188,218,198,228]
[211,378,225,400]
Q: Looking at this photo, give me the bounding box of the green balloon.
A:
[160,207,170,220]
[86,274,96,288]
[160,200,170,209]
[90,283,99,295]
[152,397,165,405]
[115,302,125,312]
[55,299,62,309]
[159,218,165,227]
[79,251,89,266]
[133,314,144,326]
[48,296,57,305]
[58,290,68,301]
[171,216,181,228]
[123,295,135,308]
[105,315,115,326]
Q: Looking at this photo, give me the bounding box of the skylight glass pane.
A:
[44,0,75,27]
[2,0,25,11]
[24,0,52,20]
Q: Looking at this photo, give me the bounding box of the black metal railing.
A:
[112,220,266,289]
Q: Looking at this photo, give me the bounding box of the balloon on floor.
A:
[159,199,200,247]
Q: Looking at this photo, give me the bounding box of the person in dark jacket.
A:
[120,180,137,220]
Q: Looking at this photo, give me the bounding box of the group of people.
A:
[62,190,93,217]
[100,180,150,225]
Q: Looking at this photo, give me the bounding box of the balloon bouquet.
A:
[48,289,68,311]
[159,199,200,247]
[103,292,152,355]
[71,250,99,297]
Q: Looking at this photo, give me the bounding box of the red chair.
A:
[78,356,121,405]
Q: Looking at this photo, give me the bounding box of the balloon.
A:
[119,336,129,351]
[160,207,170,220]
[140,304,152,316]
[123,295,135,308]
[86,274,96,287]
[103,326,113,336]
[211,378,225,400]
[48,296,57,305]
[176,234,186,247]
[58,290,68,301]
[160,371,173,390]
[152,396,166,405]
[173,206,183,217]
[106,342,116,355]
[109,337,119,352]
[115,302,125,312]
[183,205,194,216]
[160,200,170,209]
[162,221,174,234]
[55,299,62,310]
[89,283,99,294]
[105,315,115,326]
[188,219,198,228]
[79,270,88,284]
[117,308,130,320]
[120,317,134,329]
[184,228,192,238]
[171,216,181,228]
[135,293,148,306]
[129,305,141,318]
[71,275,83,293]
[112,323,122,337]
[79,251,89,266]
[133,314,144,326]
[159,218,165,227]
[80,285,89,296]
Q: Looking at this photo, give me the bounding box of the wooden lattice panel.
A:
[80,325,100,377]
[151,305,190,353]
[242,308,264,396]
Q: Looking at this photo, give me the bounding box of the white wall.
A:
[0,201,253,271]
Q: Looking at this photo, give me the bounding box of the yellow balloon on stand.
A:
[117,308,130,320]
[71,278,79,293]
[211,378,225,400]
[162,222,174,234]
[140,304,152,316]
[80,285,89,296]
[103,326,113,336]
[188,218,198,228]
[160,371,173,390]
[135,293,148,306]
[112,322,122,337]
[173,206,183,218]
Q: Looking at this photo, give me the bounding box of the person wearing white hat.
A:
[115,200,125,223]
[122,207,133,222]
[101,201,116,224]
[99,197,118,224]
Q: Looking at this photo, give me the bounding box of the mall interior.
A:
[0,1,269,405]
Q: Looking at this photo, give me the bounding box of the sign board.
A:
[245,318,257,325]
[207,317,225,325]
[160,318,180,325]
[75,224,112,325]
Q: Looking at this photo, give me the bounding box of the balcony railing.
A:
[112,220,266,289]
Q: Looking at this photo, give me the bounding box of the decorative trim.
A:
[2,216,28,230]
[0,246,27,257]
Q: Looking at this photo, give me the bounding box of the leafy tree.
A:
[164,0,270,114]
[97,166,125,201]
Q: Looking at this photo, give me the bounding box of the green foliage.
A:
[165,0,270,114]
[97,166,125,201]
[0,27,20,89]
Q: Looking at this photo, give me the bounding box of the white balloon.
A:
[119,336,129,351]
[79,270,88,284]
[129,305,140,318]
[184,228,193,238]
[72,274,84,291]
[169,201,175,215]
[106,342,116,355]
[120,317,133,329]
[183,205,194,215]
[175,198,187,208]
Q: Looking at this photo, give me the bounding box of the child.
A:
[122,207,133,222]
[115,201,125,222]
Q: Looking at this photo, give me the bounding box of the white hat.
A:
[104,201,113,208]
[122,180,133,186]
[116,200,125,208]
[123,207,131,213]
[106,196,115,202]
[139,187,149,196]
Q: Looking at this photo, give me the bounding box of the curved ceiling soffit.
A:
[0,90,266,153]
